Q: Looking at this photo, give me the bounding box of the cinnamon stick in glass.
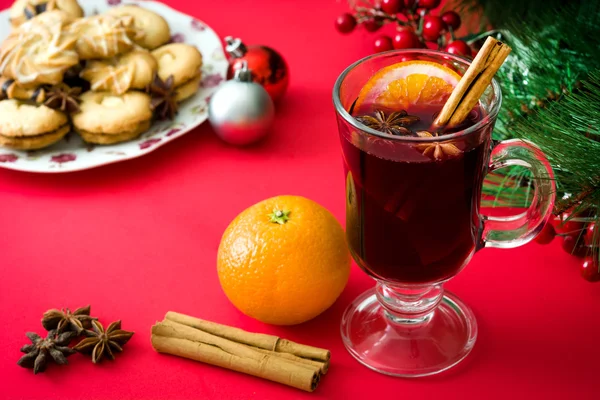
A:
[164,311,331,361]
[434,36,512,127]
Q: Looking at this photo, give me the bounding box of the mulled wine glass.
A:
[333,50,556,377]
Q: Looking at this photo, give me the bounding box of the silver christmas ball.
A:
[208,62,275,146]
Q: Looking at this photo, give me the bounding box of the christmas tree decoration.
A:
[458,0,600,282]
[224,37,289,102]
[208,61,274,146]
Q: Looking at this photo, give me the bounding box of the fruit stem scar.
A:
[269,208,291,224]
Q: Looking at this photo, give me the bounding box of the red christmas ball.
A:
[562,235,587,258]
[555,211,585,234]
[441,11,461,30]
[363,18,382,32]
[445,40,472,57]
[581,257,600,282]
[381,0,403,14]
[335,13,357,34]
[226,37,289,102]
[422,15,446,41]
[535,222,556,245]
[417,0,441,10]
[373,35,394,53]
[393,29,420,49]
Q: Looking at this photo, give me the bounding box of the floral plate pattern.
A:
[0,0,228,173]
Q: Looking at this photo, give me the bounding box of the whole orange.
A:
[217,195,351,325]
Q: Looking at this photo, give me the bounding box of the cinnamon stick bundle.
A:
[434,36,512,127]
[151,312,331,392]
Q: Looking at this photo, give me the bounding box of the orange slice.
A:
[355,60,461,112]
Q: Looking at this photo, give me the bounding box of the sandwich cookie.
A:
[151,43,202,102]
[0,99,69,150]
[72,91,152,144]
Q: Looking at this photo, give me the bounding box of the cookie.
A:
[106,5,170,50]
[80,50,157,95]
[68,15,143,60]
[0,99,69,150]
[0,11,79,88]
[9,0,84,28]
[0,76,47,103]
[152,43,202,102]
[72,91,152,144]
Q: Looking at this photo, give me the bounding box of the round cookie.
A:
[80,50,158,95]
[0,11,79,88]
[152,43,202,102]
[0,99,70,150]
[68,15,143,60]
[72,91,152,144]
[106,5,170,50]
[9,0,83,28]
[174,75,201,102]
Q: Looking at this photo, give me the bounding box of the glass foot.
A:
[341,287,477,377]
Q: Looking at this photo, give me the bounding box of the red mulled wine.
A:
[342,103,491,284]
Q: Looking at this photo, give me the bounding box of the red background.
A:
[1,0,599,399]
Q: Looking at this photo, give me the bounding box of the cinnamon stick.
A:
[434,36,512,127]
[151,335,320,392]
[152,320,321,375]
[252,347,329,374]
[165,311,330,361]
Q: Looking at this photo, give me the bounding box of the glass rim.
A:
[332,49,502,143]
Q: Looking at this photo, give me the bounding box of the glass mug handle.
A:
[481,139,556,248]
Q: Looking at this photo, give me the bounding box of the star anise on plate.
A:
[17,330,76,374]
[146,74,178,120]
[356,109,420,136]
[42,305,96,334]
[74,320,134,363]
[414,131,462,160]
[43,83,82,113]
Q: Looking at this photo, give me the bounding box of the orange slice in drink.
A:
[354,60,461,112]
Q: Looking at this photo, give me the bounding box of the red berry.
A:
[444,40,471,57]
[381,0,403,14]
[422,15,446,41]
[535,222,556,245]
[335,13,357,34]
[555,211,585,234]
[363,18,382,32]
[393,29,420,49]
[585,223,596,245]
[373,35,394,53]
[417,0,441,9]
[581,256,600,282]
[441,11,461,30]
[562,235,587,258]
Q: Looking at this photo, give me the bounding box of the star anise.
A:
[414,131,462,160]
[356,109,420,136]
[74,320,134,363]
[42,305,96,334]
[43,83,82,113]
[146,74,178,120]
[17,330,76,374]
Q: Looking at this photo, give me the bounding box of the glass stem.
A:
[375,282,444,326]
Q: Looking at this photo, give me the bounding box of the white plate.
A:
[0,0,228,173]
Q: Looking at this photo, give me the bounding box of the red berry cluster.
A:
[335,0,472,57]
[535,209,600,282]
